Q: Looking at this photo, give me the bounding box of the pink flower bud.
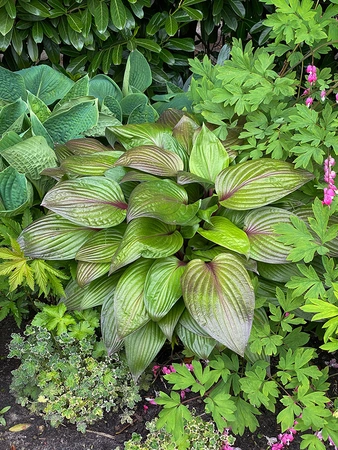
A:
[307,72,317,84]
[336,93,338,103]
[305,97,313,107]
[321,90,326,101]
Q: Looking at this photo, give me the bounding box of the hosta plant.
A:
[18,117,314,379]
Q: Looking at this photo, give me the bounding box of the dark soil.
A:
[0,316,333,450]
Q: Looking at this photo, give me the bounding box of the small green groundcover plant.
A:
[8,304,142,433]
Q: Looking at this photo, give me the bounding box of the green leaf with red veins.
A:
[114,258,152,339]
[124,320,166,381]
[18,213,96,260]
[41,177,127,228]
[114,145,184,177]
[76,261,110,286]
[172,115,200,154]
[181,253,255,356]
[60,151,123,177]
[127,179,199,225]
[189,124,229,182]
[76,226,125,263]
[144,256,186,321]
[215,159,314,210]
[198,216,250,256]
[110,218,183,274]
[243,207,294,263]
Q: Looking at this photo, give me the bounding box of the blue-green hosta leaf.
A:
[104,95,122,121]
[43,98,99,144]
[18,213,97,260]
[114,145,184,177]
[0,167,33,216]
[124,320,166,380]
[176,323,216,360]
[190,124,229,182]
[120,93,148,116]
[243,207,294,263]
[123,49,152,95]
[76,226,125,263]
[1,136,57,180]
[110,218,183,273]
[60,151,123,176]
[127,180,199,225]
[89,74,123,104]
[157,300,185,341]
[0,67,26,102]
[57,75,90,106]
[114,258,152,338]
[0,131,22,152]
[257,261,301,283]
[181,253,255,356]
[128,103,159,125]
[41,177,127,228]
[198,216,250,256]
[101,296,123,355]
[61,272,121,310]
[76,261,110,286]
[27,91,51,122]
[18,65,74,105]
[144,256,187,321]
[30,112,54,148]
[0,98,27,137]
[215,159,314,210]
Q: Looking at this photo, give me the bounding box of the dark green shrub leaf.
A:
[110,0,127,30]
[94,2,109,33]
[165,15,178,36]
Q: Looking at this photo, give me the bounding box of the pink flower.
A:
[306,64,317,73]
[169,365,176,373]
[143,404,148,412]
[162,366,172,375]
[305,97,313,107]
[146,398,157,405]
[307,72,317,84]
[323,156,337,206]
[336,93,338,103]
[271,443,284,450]
[180,390,186,400]
[321,90,326,101]
[185,363,194,371]
[302,88,310,96]
[284,312,290,317]
[152,365,160,375]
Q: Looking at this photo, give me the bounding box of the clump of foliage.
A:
[122,414,235,450]
[8,304,141,432]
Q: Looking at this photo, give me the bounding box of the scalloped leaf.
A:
[144,257,186,321]
[114,145,184,177]
[181,253,255,356]
[243,207,294,263]
[18,213,96,260]
[124,320,166,381]
[215,159,314,210]
[127,179,199,225]
[110,218,183,273]
[198,216,250,256]
[41,176,127,228]
[114,258,152,338]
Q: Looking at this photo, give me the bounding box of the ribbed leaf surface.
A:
[127,180,199,225]
[0,167,33,216]
[76,261,110,286]
[76,227,125,263]
[124,321,166,380]
[101,296,123,356]
[61,151,122,176]
[42,177,127,228]
[181,254,255,356]
[144,257,186,321]
[114,258,152,338]
[257,261,301,283]
[18,213,96,260]
[114,145,184,177]
[157,300,185,341]
[176,323,216,359]
[179,308,211,337]
[243,207,294,263]
[215,159,313,210]
[110,218,183,273]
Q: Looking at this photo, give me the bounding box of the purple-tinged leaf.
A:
[76,227,125,263]
[176,323,216,360]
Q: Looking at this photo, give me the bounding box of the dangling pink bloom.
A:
[302,88,310,96]
[305,97,313,107]
[306,64,316,74]
[323,156,337,206]
[336,93,338,103]
[321,90,326,101]
[143,404,149,412]
[307,72,317,84]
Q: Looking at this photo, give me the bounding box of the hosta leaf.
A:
[76,261,110,286]
[181,253,255,356]
[190,124,229,182]
[0,67,26,103]
[114,258,152,338]
[114,145,184,177]
[76,226,125,263]
[61,273,121,310]
[124,320,166,380]
[0,167,33,216]
[41,177,127,228]
[0,98,27,137]
[144,256,187,321]
[57,75,90,105]
[198,216,250,256]
[179,308,211,337]
[110,218,183,273]
[60,151,122,176]
[215,159,314,210]
[89,74,123,103]
[101,296,123,355]
[120,93,148,115]
[243,207,294,263]
[177,171,214,188]
[58,138,109,157]
[157,300,185,341]
[127,179,199,225]
[30,112,54,148]
[122,49,152,95]
[257,261,301,283]
[172,115,200,154]
[1,136,57,180]
[176,323,216,360]
[108,123,172,150]
[18,213,96,260]
[18,65,74,105]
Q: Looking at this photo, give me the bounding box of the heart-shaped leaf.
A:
[181,253,255,356]
[243,207,294,263]
[198,216,250,256]
[42,177,127,228]
[144,257,186,321]
[18,213,96,260]
[110,218,183,273]
[127,179,199,225]
[114,258,152,338]
[215,159,314,210]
